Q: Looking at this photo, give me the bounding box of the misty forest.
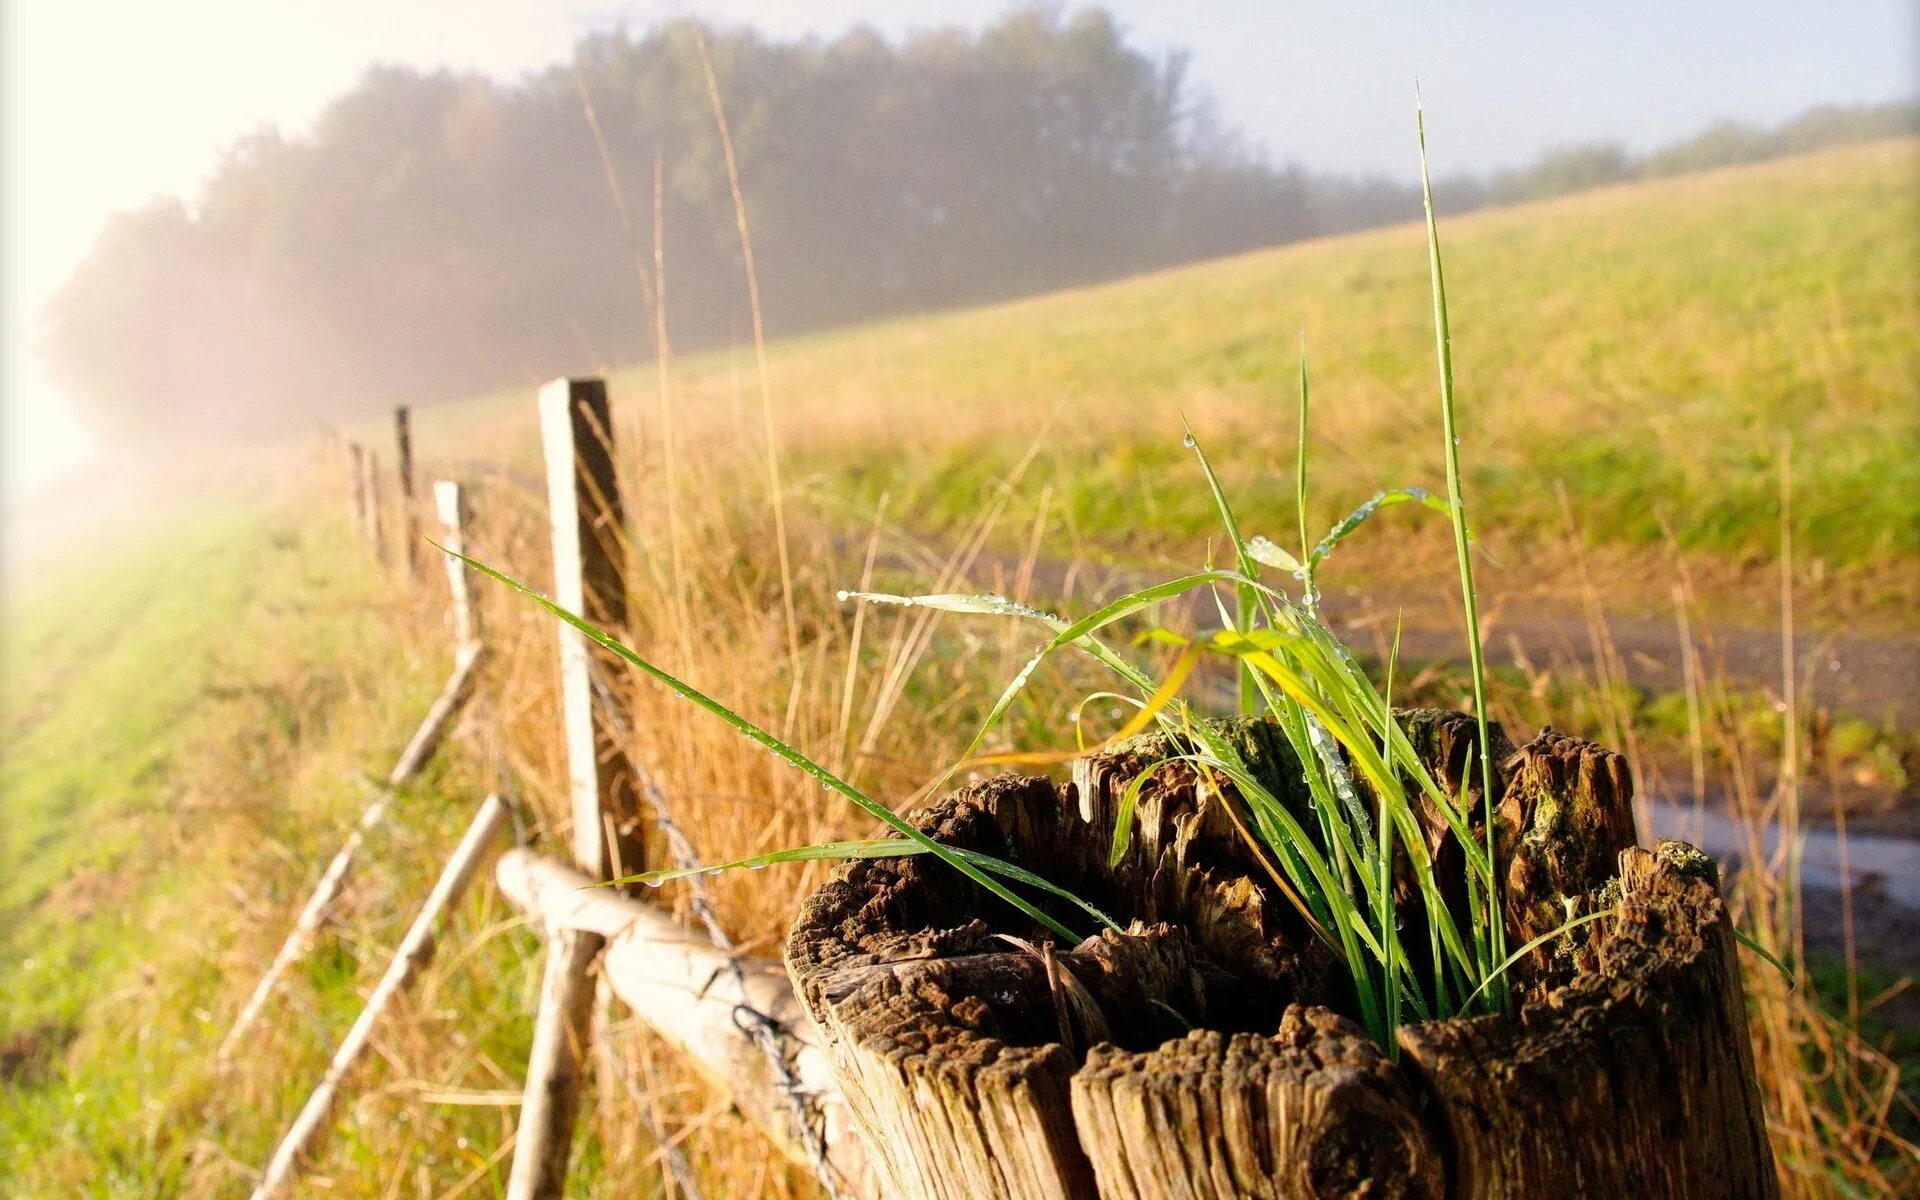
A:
[45,10,1914,445]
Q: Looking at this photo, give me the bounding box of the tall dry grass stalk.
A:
[693,28,803,721]
[1650,452,1917,1196]
[650,149,693,654]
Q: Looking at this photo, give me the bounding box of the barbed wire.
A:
[589,664,849,1200]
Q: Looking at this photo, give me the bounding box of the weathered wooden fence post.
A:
[539,376,644,882]
[395,406,419,578]
[506,377,644,1199]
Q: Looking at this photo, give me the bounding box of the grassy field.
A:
[0,465,1062,1196]
[540,137,1914,626]
[411,138,1920,803]
[4,140,1917,1195]
[0,504,498,1194]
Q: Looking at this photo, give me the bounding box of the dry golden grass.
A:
[4,382,1911,1196]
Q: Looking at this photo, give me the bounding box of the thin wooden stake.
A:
[435,480,481,650]
[363,443,389,565]
[505,926,605,1200]
[349,440,372,542]
[219,642,485,1059]
[249,795,510,1200]
[395,406,419,577]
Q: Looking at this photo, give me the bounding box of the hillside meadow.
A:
[488,137,1915,628]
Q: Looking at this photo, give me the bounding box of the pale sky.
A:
[4,1,1913,505]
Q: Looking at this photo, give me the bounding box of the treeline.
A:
[1451,100,1920,209]
[43,8,1918,445]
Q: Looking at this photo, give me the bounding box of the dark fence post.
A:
[395,406,419,578]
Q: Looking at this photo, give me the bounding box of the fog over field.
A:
[38,23,1919,451]
[4,3,1914,501]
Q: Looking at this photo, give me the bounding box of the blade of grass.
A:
[968,640,1202,767]
[1184,421,1262,714]
[1042,570,1244,657]
[617,840,1123,933]
[1107,754,1182,866]
[1295,333,1312,608]
[617,839,933,885]
[444,545,1085,944]
[1379,615,1402,1046]
[1457,907,1621,1010]
[1418,91,1507,1003]
[692,29,801,718]
[1733,925,1797,986]
[843,576,1223,803]
[1308,488,1455,568]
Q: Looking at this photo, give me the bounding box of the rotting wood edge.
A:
[784,710,1778,1200]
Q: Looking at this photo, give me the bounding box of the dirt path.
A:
[953,551,1918,727]
[1314,584,1918,728]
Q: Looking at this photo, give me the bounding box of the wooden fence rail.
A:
[495,848,874,1197]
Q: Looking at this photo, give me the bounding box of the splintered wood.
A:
[784,713,1776,1200]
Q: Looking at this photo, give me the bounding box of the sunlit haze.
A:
[4,0,1912,507]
